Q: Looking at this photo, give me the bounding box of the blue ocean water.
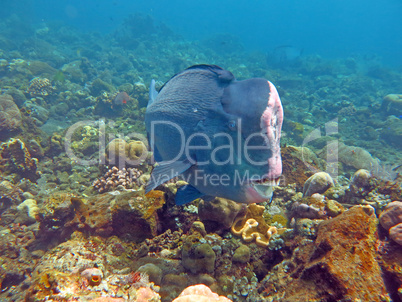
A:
[19,0,401,66]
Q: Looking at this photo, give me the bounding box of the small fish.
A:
[268,45,303,66]
[53,70,65,83]
[113,92,130,106]
[145,65,284,205]
[392,164,402,171]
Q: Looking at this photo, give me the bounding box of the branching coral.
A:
[92,166,143,193]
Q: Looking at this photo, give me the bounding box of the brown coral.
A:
[0,94,22,132]
[0,138,39,181]
[105,138,149,167]
[230,204,286,248]
[27,77,55,96]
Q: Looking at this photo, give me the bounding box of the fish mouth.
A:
[250,177,280,200]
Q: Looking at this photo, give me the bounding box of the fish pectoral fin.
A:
[145,160,192,193]
[175,185,205,205]
[148,79,158,106]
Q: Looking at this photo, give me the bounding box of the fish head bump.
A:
[214,78,283,203]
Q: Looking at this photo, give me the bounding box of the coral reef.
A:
[281,146,323,190]
[0,138,40,181]
[0,94,22,133]
[231,204,288,248]
[172,284,232,302]
[198,197,247,229]
[92,166,144,193]
[1,11,402,302]
[181,234,216,274]
[37,190,166,242]
[302,171,334,197]
[27,77,55,96]
[259,205,390,301]
[381,93,402,116]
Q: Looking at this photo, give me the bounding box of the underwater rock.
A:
[23,101,49,125]
[379,201,402,231]
[260,205,388,301]
[290,201,324,220]
[281,146,323,191]
[319,142,381,173]
[61,60,86,83]
[16,198,39,223]
[381,93,402,116]
[91,78,115,96]
[379,201,402,245]
[172,284,233,302]
[79,190,165,240]
[181,235,216,274]
[38,192,80,238]
[350,169,371,188]
[3,87,26,107]
[389,224,402,245]
[303,172,334,197]
[137,263,163,285]
[198,197,247,229]
[0,94,22,133]
[0,138,39,182]
[232,245,250,263]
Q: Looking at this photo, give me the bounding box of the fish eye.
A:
[228,120,236,130]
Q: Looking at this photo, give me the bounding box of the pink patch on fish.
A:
[245,186,267,203]
[260,81,283,180]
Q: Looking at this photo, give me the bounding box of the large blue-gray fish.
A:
[145,65,283,204]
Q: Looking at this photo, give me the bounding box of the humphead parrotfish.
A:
[145,64,283,204]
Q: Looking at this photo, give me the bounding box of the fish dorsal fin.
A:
[175,184,205,205]
[145,160,192,193]
[148,79,158,106]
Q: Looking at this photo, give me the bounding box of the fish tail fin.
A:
[148,79,158,106]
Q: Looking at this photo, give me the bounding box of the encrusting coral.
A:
[231,204,287,248]
[303,171,334,197]
[0,138,40,181]
[27,77,55,96]
[0,94,22,133]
